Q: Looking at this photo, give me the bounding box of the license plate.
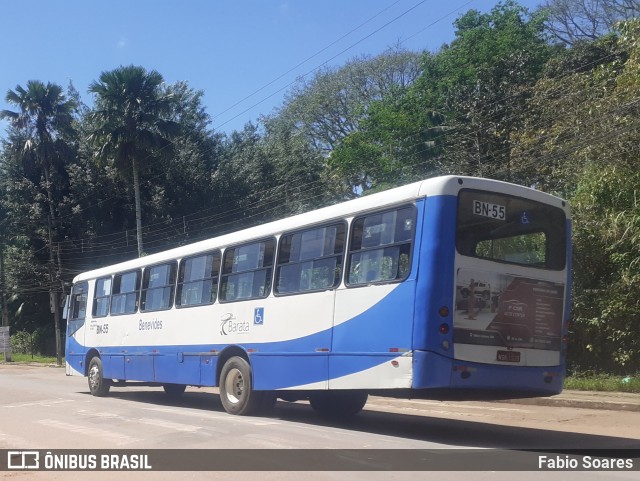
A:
[497,350,521,362]
[473,200,506,220]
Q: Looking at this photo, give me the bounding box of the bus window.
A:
[110,270,141,315]
[276,223,345,295]
[92,276,112,318]
[141,262,177,312]
[456,190,566,270]
[347,206,415,286]
[476,232,546,265]
[220,240,274,302]
[69,282,89,320]
[176,251,220,307]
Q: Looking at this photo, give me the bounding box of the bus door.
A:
[65,281,89,376]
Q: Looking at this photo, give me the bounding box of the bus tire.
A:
[219,356,264,416]
[309,390,368,417]
[87,356,111,397]
[163,384,186,399]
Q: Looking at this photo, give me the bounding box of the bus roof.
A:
[72,176,568,283]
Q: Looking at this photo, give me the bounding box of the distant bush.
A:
[10,329,46,355]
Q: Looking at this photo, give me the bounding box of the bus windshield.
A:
[456,189,567,270]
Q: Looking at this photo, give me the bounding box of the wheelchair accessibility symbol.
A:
[254,307,264,325]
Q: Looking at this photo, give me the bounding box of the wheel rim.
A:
[89,364,100,391]
[224,367,244,405]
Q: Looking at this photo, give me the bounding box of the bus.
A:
[65,175,571,416]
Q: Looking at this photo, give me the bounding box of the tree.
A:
[275,48,422,155]
[329,1,554,192]
[0,80,77,365]
[512,20,640,370]
[328,87,445,195]
[146,81,221,248]
[542,0,640,45]
[571,163,640,371]
[510,35,625,192]
[418,1,554,180]
[88,65,179,257]
[261,113,328,212]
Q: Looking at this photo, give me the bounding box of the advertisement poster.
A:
[453,269,564,352]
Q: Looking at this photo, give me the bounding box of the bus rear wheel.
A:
[309,390,368,417]
[219,356,267,416]
[87,356,111,397]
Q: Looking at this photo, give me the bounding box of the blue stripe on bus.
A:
[65,280,417,389]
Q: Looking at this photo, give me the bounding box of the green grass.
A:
[565,372,640,393]
[1,353,59,364]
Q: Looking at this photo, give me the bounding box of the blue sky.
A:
[0,0,542,135]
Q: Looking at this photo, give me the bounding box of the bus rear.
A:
[413,177,570,397]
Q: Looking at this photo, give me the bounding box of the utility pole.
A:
[0,245,12,362]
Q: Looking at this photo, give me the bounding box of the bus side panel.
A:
[412,195,457,356]
[102,354,125,380]
[330,284,417,389]
[124,354,154,381]
[252,354,329,390]
[154,352,202,385]
[247,290,335,390]
[412,351,453,388]
[200,355,216,386]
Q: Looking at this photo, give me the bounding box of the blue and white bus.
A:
[65,176,571,416]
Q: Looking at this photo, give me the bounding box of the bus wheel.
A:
[219,356,264,416]
[309,391,368,417]
[163,384,186,399]
[88,357,111,397]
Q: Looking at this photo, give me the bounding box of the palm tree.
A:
[0,80,77,366]
[88,65,178,257]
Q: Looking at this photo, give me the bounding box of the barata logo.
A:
[220,313,249,335]
[8,451,39,469]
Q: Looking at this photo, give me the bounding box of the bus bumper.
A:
[412,350,564,397]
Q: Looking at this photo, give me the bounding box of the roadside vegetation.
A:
[1,0,639,376]
[2,353,57,364]
[565,372,640,393]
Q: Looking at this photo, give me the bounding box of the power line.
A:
[212,0,405,122]
[213,0,439,130]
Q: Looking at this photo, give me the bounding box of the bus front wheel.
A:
[309,390,368,417]
[219,356,266,416]
[87,356,111,397]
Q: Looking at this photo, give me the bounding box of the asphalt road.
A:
[0,364,638,481]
